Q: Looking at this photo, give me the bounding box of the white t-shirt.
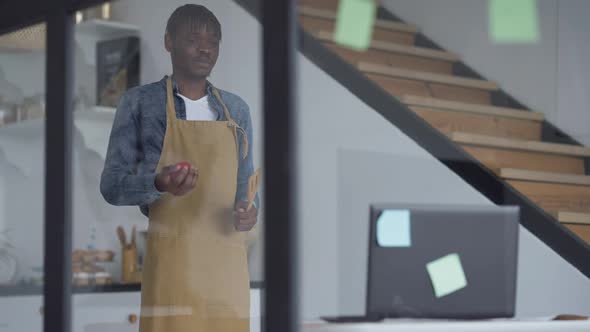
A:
[177,93,218,121]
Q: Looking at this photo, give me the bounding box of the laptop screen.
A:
[366,204,519,319]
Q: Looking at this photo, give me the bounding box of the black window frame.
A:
[0,0,297,331]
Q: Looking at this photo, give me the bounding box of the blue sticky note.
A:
[426,253,468,298]
[376,210,411,247]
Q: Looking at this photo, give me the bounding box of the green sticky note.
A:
[376,210,411,247]
[426,253,467,298]
[334,0,376,51]
[490,0,540,43]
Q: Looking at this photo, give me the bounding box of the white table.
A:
[302,319,590,332]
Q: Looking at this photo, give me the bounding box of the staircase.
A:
[232,0,590,276]
[296,0,590,245]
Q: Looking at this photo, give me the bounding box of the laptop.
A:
[322,204,519,322]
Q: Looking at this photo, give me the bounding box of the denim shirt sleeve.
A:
[100,91,162,208]
[235,101,260,208]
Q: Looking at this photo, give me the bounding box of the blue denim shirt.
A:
[100,76,259,217]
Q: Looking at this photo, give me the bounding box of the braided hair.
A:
[166,4,222,41]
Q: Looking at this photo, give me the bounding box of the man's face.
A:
[166,24,220,79]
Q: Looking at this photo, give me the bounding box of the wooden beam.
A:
[0,0,107,34]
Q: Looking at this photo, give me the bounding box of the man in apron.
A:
[100,4,259,332]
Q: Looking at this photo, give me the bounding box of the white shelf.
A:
[0,106,115,131]
[73,19,140,76]
[75,19,140,40]
[0,106,116,161]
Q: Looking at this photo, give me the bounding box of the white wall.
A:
[336,149,590,317]
[1,0,586,320]
[297,54,590,318]
[0,52,44,104]
[381,0,590,146]
[556,0,590,145]
[0,38,96,105]
[108,0,590,320]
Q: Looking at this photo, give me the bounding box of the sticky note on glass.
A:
[426,253,467,298]
[489,0,539,43]
[376,210,411,247]
[334,0,377,50]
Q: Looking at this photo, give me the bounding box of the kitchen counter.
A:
[0,287,263,332]
[302,319,590,332]
[0,280,264,297]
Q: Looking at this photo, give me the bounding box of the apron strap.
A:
[210,85,249,160]
[165,77,178,123]
[210,84,233,122]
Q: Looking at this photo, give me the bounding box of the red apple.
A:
[170,161,192,180]
[177,161,192,169]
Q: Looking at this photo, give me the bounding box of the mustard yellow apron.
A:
[139,77,250,332]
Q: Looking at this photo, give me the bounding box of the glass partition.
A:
[0,21,46,332]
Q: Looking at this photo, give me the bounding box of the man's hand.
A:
[155,163,198,196]
[234,201,258,232]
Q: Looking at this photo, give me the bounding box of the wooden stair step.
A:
[362,64,496,104]
[316,31,457,61]
[562,224,590,245]
[503,170,590,217]
[507,180,590,214]
[451,132,590,157]
[500,168,590,186]
[368,74,493,104]
[461,146,585,175]
[359,62,498,91]
[401,95,544,121]
[456,133,587,174]
[299,7,416,45]
[299,6,418,33]
[315,31,455,74]
[299,0,343,12]
[554,211,590,225]
[327,44,452,74]
[412,107,542,141]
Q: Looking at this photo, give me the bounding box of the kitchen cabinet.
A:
[0,288,262,332]
[0,295,43,332]
[73,292,140,332]
[74,289,261,332]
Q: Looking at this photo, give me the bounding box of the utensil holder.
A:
[121,246,141,284]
